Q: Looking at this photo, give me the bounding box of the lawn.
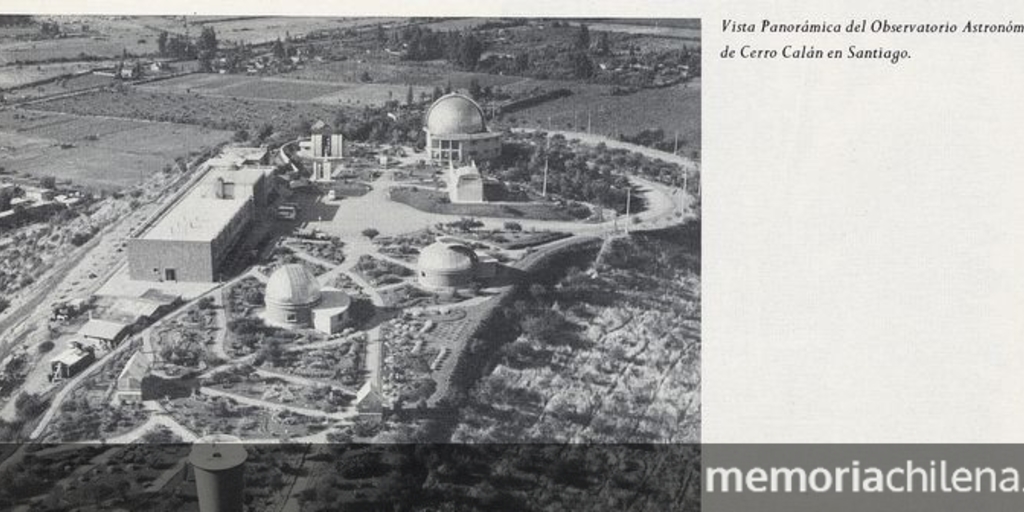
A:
[389,186,589,221]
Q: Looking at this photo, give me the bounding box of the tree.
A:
[572,51,595,79]
[0,186,17,211]
[575,23,591,51]
[272,38,287,60]
[361,228,380,240]
[405,84,414,106]
[197,26,218,72]
[233,129,249,143]
[503,221,522,232]
[157,31,169,55]
[597,32,611,55]
[39,176,56,189]
[468,78,482,100]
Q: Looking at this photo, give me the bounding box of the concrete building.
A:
[417,241,477,290]
[264,264,350,334]
[425,93,502,164]
[127,164,270,283]
[446,161,485,203]
[190,434,247,512]
[310,120,345,182]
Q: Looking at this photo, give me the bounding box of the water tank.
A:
[190,434,247,512]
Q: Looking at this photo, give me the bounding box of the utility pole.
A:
[674,131,679,154]
[587,110,592,134]
[624,185,631,234]
[542,158,549,197]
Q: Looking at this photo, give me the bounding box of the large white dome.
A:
[265,264,322,307]
[425,93,488,135]
[418,242,476,273]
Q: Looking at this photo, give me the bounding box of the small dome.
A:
[418,242,476,273]
[265,264,322,306]
[425,93,488,135]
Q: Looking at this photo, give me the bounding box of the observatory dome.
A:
[425,93,488,135]
[418,242,476,273]
[265,264,322,307]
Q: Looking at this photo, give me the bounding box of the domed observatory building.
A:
[264,264,351,334]
[417,241,478,290]
[424,93,502,164]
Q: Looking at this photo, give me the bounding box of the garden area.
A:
[225,316,306,360]
[225,276,265,316]
[372,230,436,263]
[389,186,591,221]
[262,335,367,388]
[151,296,220,371]
[165,393,331,440]
[447,226,572,250]
[284,236,346,265]
[203,365,353,412]
[381,315,444,407]
[352,254,414,287]
[258,245,332,278]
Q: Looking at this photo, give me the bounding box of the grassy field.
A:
[389,186,586,221]
[31,87,346,132]
[497,81,702,154]
[0,109,232,190]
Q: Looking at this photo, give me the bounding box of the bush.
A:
[361,228,380,240]
[37,341,54,353]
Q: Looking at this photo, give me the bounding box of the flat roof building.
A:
[128,161,271,283]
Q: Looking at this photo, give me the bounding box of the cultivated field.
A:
[139,74,435,106]
[0,61,120,89]
[0,109,232,190]
[285,60,528,90]
[31,88,345,132]
[0,16,162,65]
[141,17,402,46]
[1,73,116,103]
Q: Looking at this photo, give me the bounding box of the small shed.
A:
[355,380,384,415]
[50,343,95,382]
[78,319,131,350]
[116,351,150,404]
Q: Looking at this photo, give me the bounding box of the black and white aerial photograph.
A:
[0,14,701,511]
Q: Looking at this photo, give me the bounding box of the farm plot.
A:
[143,73,435,107]
[285,59,528,90]
[0,16,163,65]
[0,61,118,89]
[0,109,232,190]
[32,88,346,133]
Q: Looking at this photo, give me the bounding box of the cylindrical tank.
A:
[190,434,247,512]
